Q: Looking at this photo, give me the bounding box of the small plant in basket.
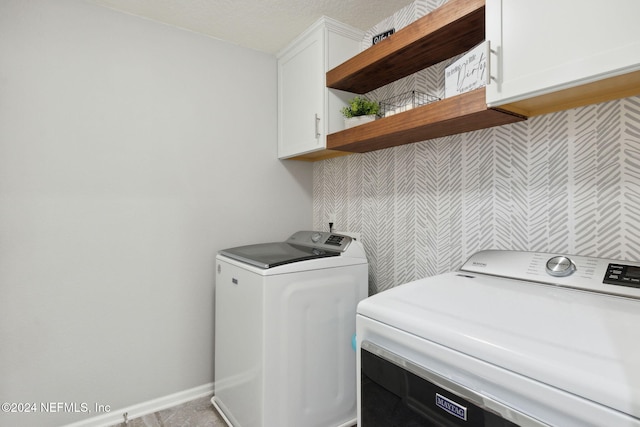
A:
[341,96,380,118]
[341,96,380,129]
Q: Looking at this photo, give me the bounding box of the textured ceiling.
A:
[84,0,414,54]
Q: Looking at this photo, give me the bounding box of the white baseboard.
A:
[63,382,214,427]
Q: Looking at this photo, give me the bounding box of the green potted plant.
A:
[341,96,380,129]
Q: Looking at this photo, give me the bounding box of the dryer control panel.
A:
[460,250,640,300]
[603,263,640,288]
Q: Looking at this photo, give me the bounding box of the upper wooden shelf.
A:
[326,0,485,94]
[326,88,525,153]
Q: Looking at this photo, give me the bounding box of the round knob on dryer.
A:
[311,232,322,243]
[545,256,576,277]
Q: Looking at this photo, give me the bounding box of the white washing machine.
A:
[357,250,640,426]
[212,231,368,427]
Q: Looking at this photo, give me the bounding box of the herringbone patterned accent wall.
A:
[313,0,640,294]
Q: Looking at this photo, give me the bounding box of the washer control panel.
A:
[603,263,640,288]
[287,230,352,252]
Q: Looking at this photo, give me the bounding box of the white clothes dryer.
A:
[357,250,640,426]
[212,231,368,427]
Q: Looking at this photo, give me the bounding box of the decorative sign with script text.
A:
[445,41,487,98]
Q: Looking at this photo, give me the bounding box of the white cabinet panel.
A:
[486,0,640,108]
[277,17,362,159]
[278,29,324,158]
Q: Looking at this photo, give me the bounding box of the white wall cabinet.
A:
[486,0,640,116]
[278,17,362,161]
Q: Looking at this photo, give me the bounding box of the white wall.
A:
[0,1,312,426]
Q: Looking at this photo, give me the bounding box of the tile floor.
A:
[109,395,226,427]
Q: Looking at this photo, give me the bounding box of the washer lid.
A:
[218,231,354,269]
[219,242,339,269]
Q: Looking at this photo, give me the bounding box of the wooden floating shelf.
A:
[326,0,485,94]
[319,0,527,157]
[326,88,526,153]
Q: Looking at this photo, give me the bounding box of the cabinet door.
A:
[486,0,640,107]
[278,28,324,159]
